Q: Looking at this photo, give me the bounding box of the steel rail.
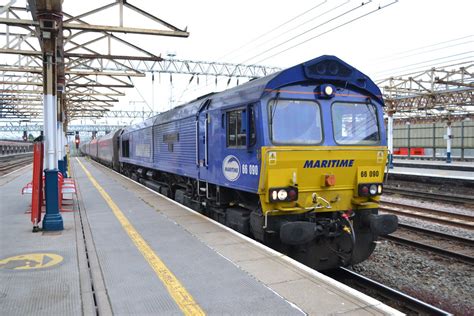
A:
[397,223,474,245]
[0,155,32,175]
[333,268,452,316]
[0,152,33,161]
[384,186,474,205]
[383,224,474,265]
[379,202,474,230]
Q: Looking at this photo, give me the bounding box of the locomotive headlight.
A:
[318,84,335,98]
[272,190,278,201]
[269,187,298,203]
[377,184,383,194]
[324,85,334,96]
[369,184,377,195]
[277,189,288,201]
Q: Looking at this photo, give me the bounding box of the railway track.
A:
[379,200,474,230]
[328,268,451,315]
[383,223,474,265]
[384,186,474,205]
[0,154,33,176]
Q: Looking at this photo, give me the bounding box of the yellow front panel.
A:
[258,146,387,214]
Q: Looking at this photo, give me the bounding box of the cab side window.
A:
[226,108,256,148]
[122,139,130,157]
[227,110,244,147]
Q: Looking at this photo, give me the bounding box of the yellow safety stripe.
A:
[76,158,205,316]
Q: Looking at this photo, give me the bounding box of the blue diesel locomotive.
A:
[81,55,397,270]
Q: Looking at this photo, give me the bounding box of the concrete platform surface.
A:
[393,159,474,171]
[389,166,474,181]
[393,158,473,167]
[0,157,403,315]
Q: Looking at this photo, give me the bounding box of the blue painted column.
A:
[57,123,66,177]
[63,154,68,178]
[43,169,63,230]
[58,159,66,177]
[42,51,63,231]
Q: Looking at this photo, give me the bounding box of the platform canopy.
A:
[0,0,280,126]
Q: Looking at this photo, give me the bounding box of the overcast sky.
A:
[2,0,474,128]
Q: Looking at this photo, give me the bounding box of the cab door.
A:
[197,99,211,181]
[220,103,260,192]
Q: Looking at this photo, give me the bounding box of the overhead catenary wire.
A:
[373,52,474,78]
[250,0,398,65]
[373,40,473,66]
[176,74,196,104]
[130,77,152,111]
[368,34,473,79]
[153,0,397,108]
[215,0,328,62]
[238,0,375,65]
[374,34,474,62]
[227,0,349,63]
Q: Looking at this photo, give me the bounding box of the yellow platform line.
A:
[76,158,205,316]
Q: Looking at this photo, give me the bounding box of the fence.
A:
[0,141,34,155]
[393,121,474,159]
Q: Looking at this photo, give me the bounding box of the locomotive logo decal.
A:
[222,155,241,182]
[303,159,354,168]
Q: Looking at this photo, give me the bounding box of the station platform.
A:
[0,157,401,315]
[393,159,474,172]
[389,159,474,183]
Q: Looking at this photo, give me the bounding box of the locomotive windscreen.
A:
[332,102,380,145]
[269,99,322,145]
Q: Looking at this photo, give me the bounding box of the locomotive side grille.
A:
[153,116,196,167]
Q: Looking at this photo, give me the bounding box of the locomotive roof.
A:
[123,55,382,133]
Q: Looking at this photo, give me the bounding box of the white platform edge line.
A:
[84,158,404,316]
